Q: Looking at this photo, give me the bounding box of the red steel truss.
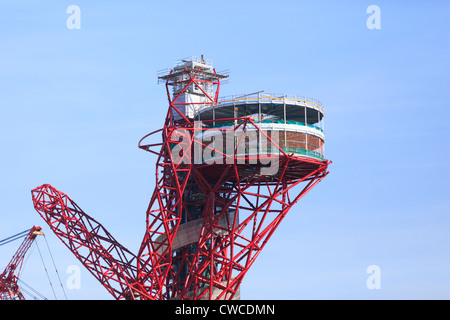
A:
[31,61,330,300]
[31,185,141,299]
[0,226,44,300]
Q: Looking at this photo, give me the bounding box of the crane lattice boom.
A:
[0,226,44,300]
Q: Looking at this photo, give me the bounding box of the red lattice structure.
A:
[31,57,330,300]
[0,226,44,300]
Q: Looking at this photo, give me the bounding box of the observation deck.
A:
[191,92,326,183]
[196,92,324,160]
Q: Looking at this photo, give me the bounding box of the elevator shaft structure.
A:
[31,56,330,300]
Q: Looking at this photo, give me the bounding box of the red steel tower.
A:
[32,56,330,300]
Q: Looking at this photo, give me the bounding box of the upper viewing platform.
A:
[196,92,324,131]
[195,92,326,161]
[156,56,326,162]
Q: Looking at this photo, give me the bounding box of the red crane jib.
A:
[0,226,44,300]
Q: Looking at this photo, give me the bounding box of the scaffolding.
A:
[157,56,229,120]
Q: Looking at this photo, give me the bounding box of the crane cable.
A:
[35,239,57,299]
[18,278,48,300]
[0,228,31,247]
[43,235,67,300]
[1,228,68,300]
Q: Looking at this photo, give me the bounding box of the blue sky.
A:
[0,0,449,300]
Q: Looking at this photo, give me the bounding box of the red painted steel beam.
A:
[31,185,144,300]
[0,226,43,300]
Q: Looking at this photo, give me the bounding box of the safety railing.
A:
[281,147,325,160]
[203,119,324,132]
[261,119,324,132]
[209,92,323,110]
